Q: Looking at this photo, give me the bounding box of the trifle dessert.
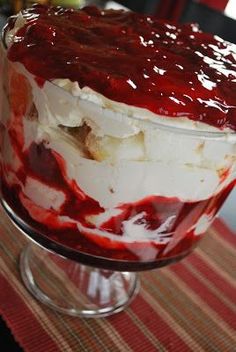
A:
[0,4,236,270]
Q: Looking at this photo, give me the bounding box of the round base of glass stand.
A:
[20,243,139,318]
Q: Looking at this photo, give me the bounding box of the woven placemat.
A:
[0,208,235,352]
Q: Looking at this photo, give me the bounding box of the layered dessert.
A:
[0,4,236,269]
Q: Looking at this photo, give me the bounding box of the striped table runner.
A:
[0,208,235,352]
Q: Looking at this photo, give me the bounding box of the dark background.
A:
[119,0,236,43]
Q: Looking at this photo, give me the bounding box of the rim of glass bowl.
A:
[2,19,236,142]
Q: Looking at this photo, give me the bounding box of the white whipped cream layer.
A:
[23,116,235,209]
[1,56,235,212]
[24,73,235,169]
[41,135,235,206]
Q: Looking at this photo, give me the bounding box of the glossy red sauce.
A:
[6,4,236,130]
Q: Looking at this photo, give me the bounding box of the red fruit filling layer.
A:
[2,139,234,262]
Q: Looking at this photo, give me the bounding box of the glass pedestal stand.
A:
[20,243,139,318]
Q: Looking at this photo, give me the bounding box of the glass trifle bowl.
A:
[0,4,236,317]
